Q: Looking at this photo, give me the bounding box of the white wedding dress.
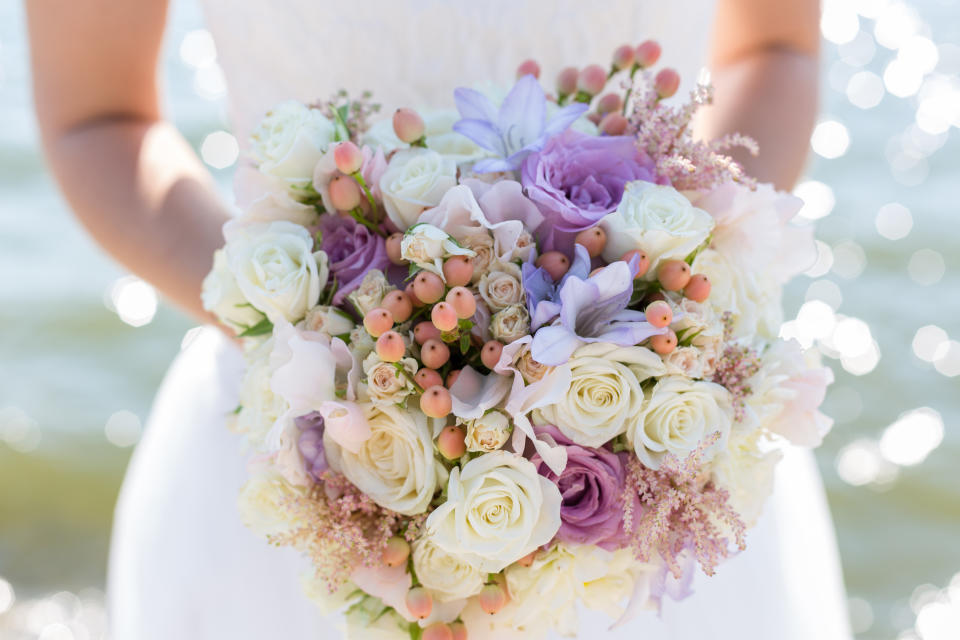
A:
[108,1,853,638]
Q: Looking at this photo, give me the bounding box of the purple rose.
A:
[319,215,390,306]
[296,411,328,482]
[521,130,656,252]
[531,424,631,549]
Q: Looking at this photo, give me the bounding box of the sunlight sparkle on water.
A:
[879,408,944,467]
[847,71,885,109]
[907,249,946,286]
[932,341,960,378]
[793,180,835,220]
[912,325,949,362]
[104,410,143,448]
[109,276,158,327]
[875,203,913,240]
[811,120,851,159]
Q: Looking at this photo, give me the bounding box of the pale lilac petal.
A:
[317,400,371,454]
[498,74,547,149]
[449,366,512,419]
[542,102,590,138]
[270,323,337,415]
[530,325,582,366]
[530,299,562,332]
[452,118,505,155]
[590,322,665,346]
[556,276,596,329]
[471,156,518,173]
[611,309,647,323]
[453,87,498,123]
[587,261,634,304]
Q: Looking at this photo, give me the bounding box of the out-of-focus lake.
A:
[1,1,959,638]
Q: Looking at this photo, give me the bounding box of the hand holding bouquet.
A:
[203,39,834,640]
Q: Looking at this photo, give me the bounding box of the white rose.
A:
[250,100,337,184]
[324,404,443,515]
[463,410,512,452]
[301,305,355,338]
[349,326,377,362]
[478,262,524,311]
[346,269,395,316]
[628,376,734,469]
[343,597,410,640]
[533,343,665,447]
[412,537,485,602]
[489,304,530,344]
[663,346,707,379]
[202,249,266,331]
[692,248,783,339]
[379,149,458,230]
[363,352,417,407]
[600,182,715,274]
[401,223,474,275]
[711,430,782,526]
[426,451,561,573]
[237,467,305,538]
[225,220,329,323]
[301,574,361,615]
[234,338,288,444]
[669,298,725,377]
[463,233,495,283]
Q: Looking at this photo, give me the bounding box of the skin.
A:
[27,0,820,324]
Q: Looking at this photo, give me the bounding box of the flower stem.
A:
[347,207,384,236]
[353,172,380,221]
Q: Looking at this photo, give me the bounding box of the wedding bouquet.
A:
[202,40,834,640]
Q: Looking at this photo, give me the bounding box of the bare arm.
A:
[27,0,230,323]
[696,0,821,190]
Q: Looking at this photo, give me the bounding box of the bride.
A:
[27,0,852,638]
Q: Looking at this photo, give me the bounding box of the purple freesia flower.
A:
[453,75,588,173]
[531,424,632,549]
[319,215,389,306]
[295,411,327,482]
[521,129,656,252]
[523,243,591,331]
[529,255,663,365]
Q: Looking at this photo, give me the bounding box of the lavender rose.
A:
[521,130,656,252]
[296,411,328,482]
[319,215,390,306]
[530,424,632,549]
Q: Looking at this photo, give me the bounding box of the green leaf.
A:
[459,332,471,355]
[237,317,273,338]
[232,405,242,415]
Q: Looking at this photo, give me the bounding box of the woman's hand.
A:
[27,0,231,324]
[698,0,821,190]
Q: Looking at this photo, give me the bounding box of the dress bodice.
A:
[197,0,716,141]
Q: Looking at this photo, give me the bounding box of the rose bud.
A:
[405,282,424,308]
[481,340,504,370]
[375,330,406,362]
[649,329,678,355]
[381,536,410,567]
[422,623,453,640]
[684,274,711,302]
[386,233,405,265]
[599,112,628,135]
[414,368,444,390]
[445,286,476,319]
[449,621,468,640]
[333,141,363,175]
[621,249,650,279]
[654,68,681,99]
[437,425,467,460]
[363,308,394,337]
[382,290,413,323]
[442,255,474,287]
[328,175,362,211]
[597,92,622,115]
[635,40,662,68]
[575,226,607,258]
[516,58,541,79]
[420,385,452,419]
[393,108,425,144]
[535,251,570,282]
[612,44,635,71]
[645,300,673,328]
[431,301,459,332]
[414,320,442,345]
[478,582,509,615]
[657,259,692,291]
[556,66,579,97]
[577,64,607,96]
[413,271,445,304]
[405,586,433,619]
[445,369,461,388]
[420,338,451,369]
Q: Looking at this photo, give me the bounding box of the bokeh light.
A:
[932,341,960,378]
[846,70,886,108]
[912,325,949,362]
[907,249,946,286]
[878,407,944,466]
[200,130,239,169]
[794,180,836,220]
[104,410,143,448]
[875,202,914,240]
[811,119,852,158]
[107,276,158,327]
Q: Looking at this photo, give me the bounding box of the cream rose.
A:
[346,269,395,317]
[362,352,417,407]
[514,344,551,383]
[348,326,377,362]
[711,430,781,526]
[663,346,707,379]
[628,376,734,469]
[692,248,783,339]
[401,223,474,275]
[490,304,530,344]
[379,149,457,230]
[600,182,715,274]
[234,338,288,444]
[533,343,665,447]
[412,537,485,602]
[478,262,524,311]
[300,305,355,338]
[236,467,305,538]
[202,248,266,331]
[463,233,496,283]
[426,451,561,572]
[250,100,336,184]
[463,410,512,452]
[324,404,443,515]
[225,220,329,323]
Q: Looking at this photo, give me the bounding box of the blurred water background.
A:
[1,0,959,638]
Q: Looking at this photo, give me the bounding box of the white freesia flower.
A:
[533,343,665,447]
[711,430,782,526]
[489,304,530,344]
[692,248,783,339]
[301,305,355,338]
[628,376,734,470]
[225,220,329,323]
[201,248,265,331]
[379,149,457,230]
[346,269,395,316]
[236,467,305,538]
[324,405,443,515]
[463,410,512,452]
[478,262,524,311]
[600,182,715,274]
[412,537,485,602]
[250,100,337,184]
[362,352,418,407]
[426,451,561,572]
[400,223,474,275]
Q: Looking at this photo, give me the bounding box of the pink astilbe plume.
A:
[712,312,762,422]
[622,432,746,578]
[625,77,758,191]
[268,471,403,592]
[314,89,382,140]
